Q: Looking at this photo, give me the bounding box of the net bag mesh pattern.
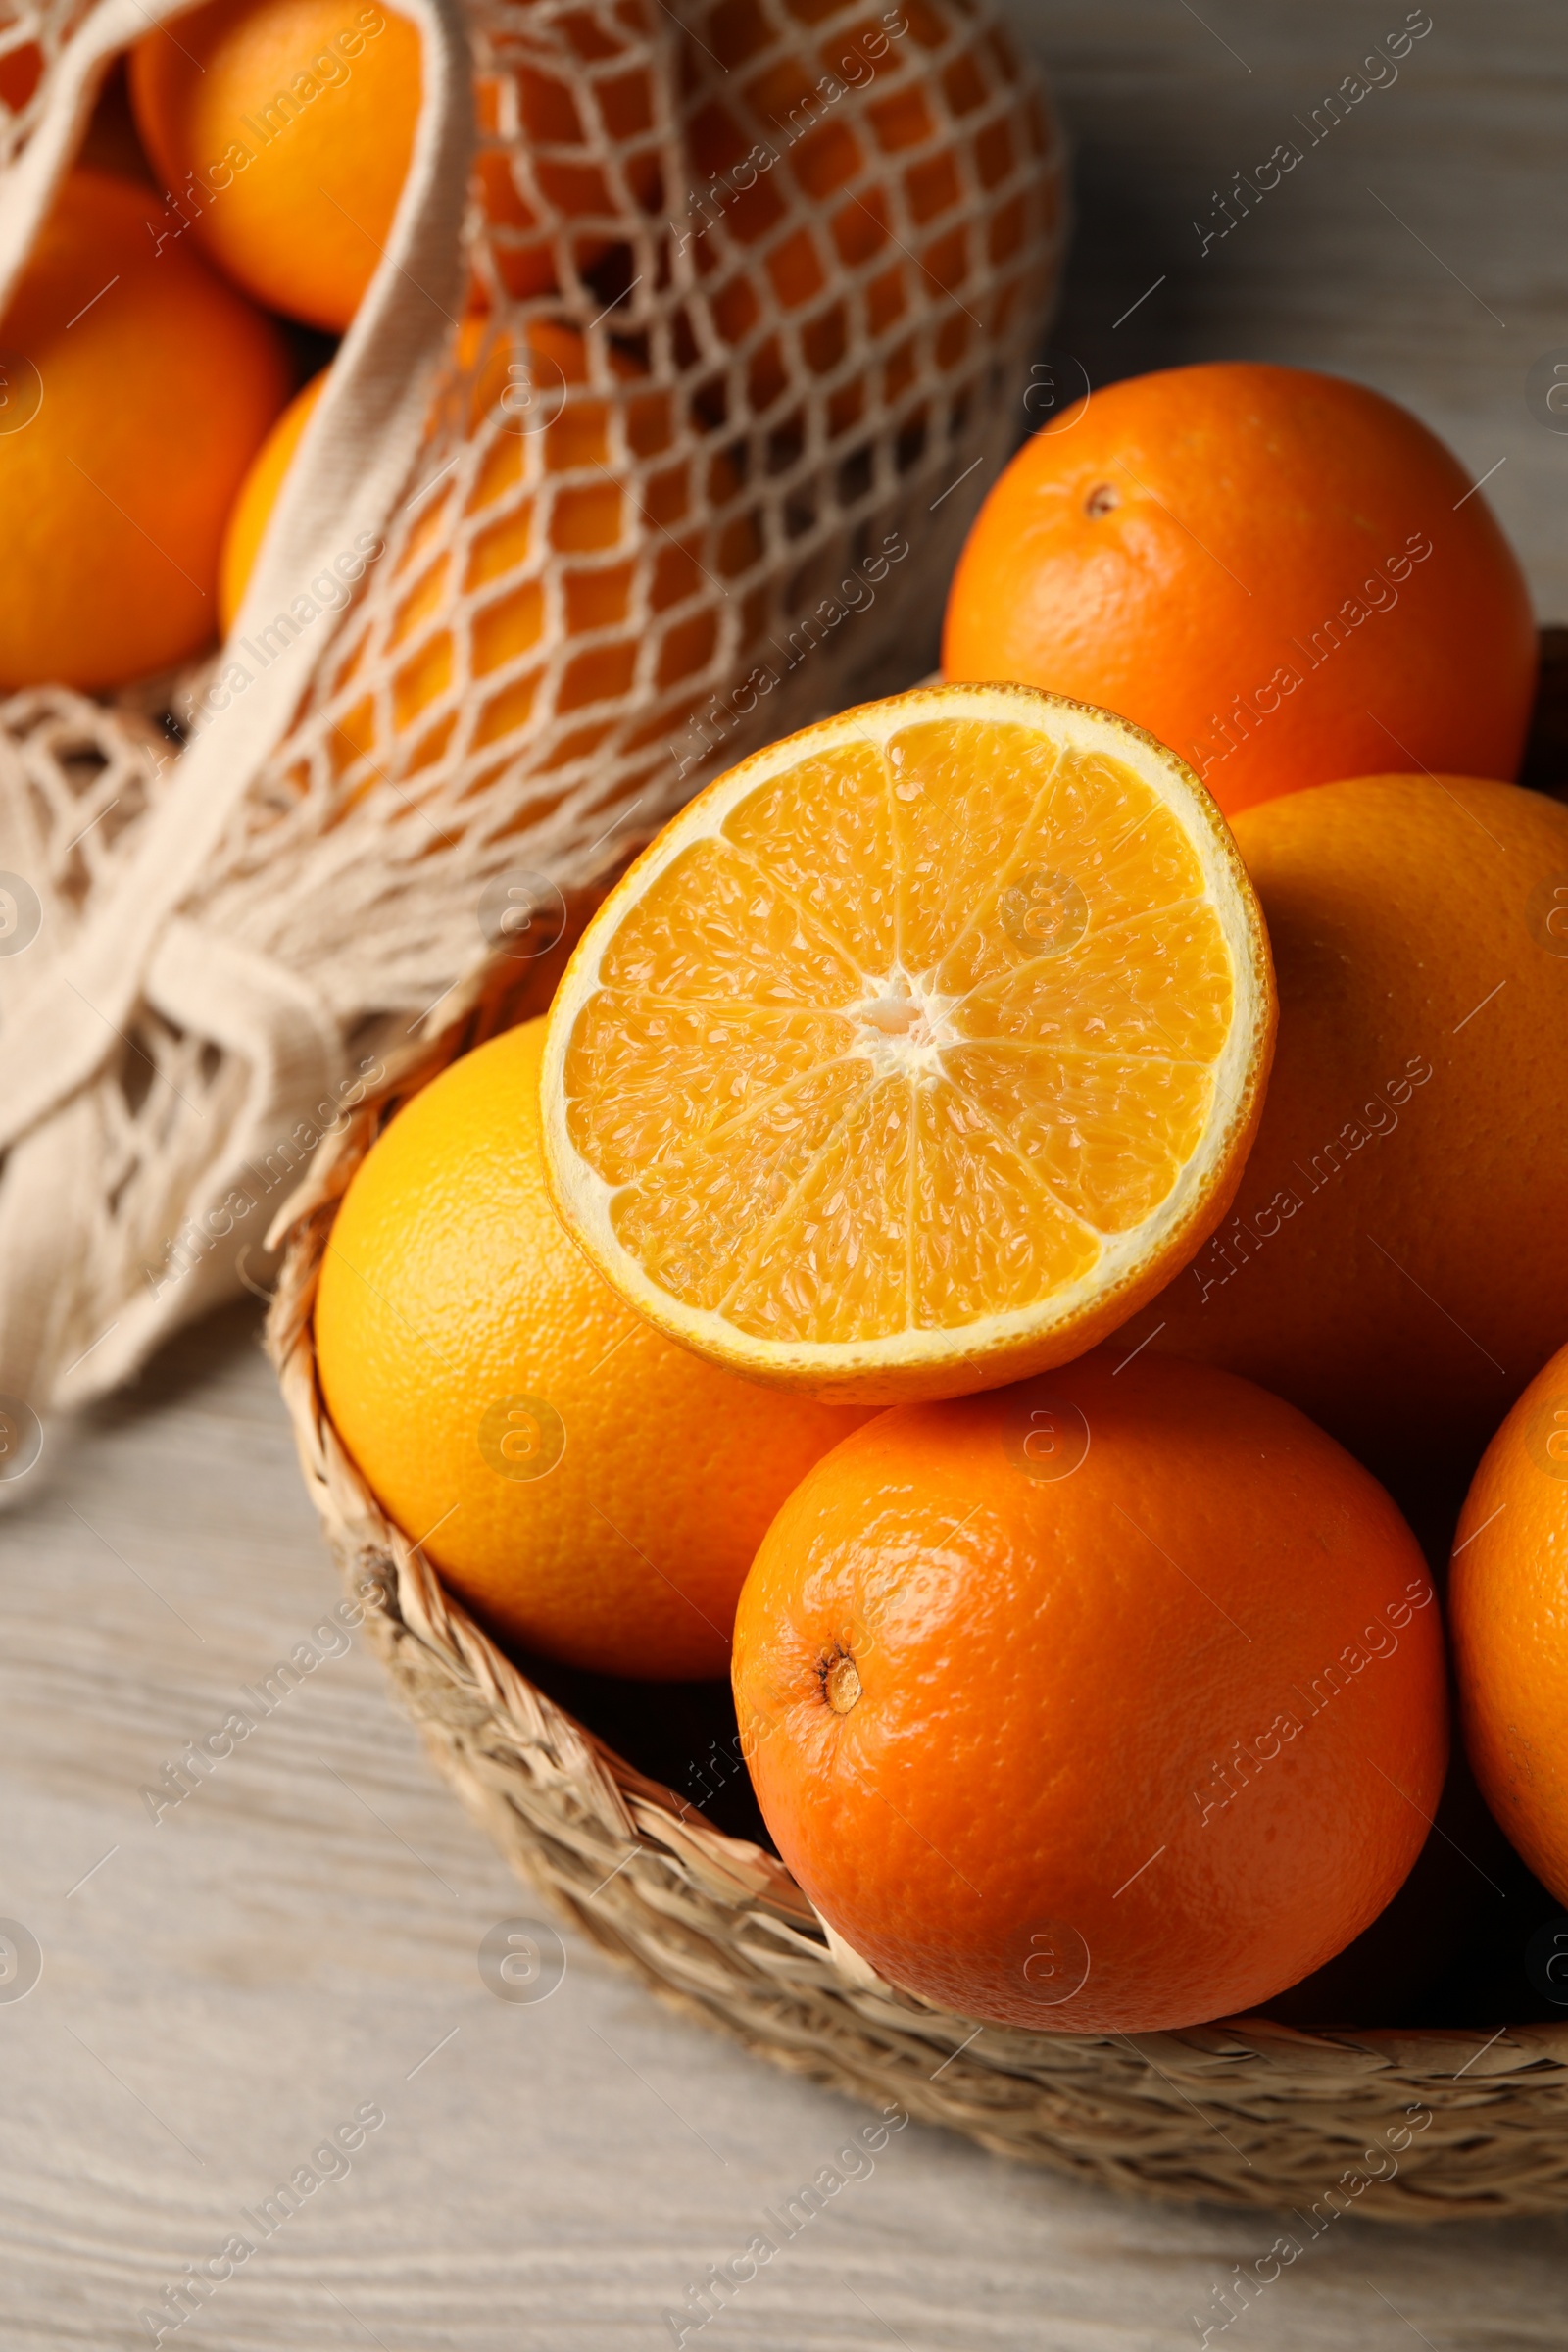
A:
[0,0,1064,1413]
[267,975,1568,2224]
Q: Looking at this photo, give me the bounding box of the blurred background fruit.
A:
[1450,1340,1568,1910]
[305,310,760,794]
[0,39,39,115]
[0,166,290,690]
[732,1348,1447,2034]
[126,0,714,331]
[314,1015,870,1679]
[542,685,1275,1404]
[288,0,1064,856]
[128,0,421,334]
[943,363,1537,818]
[676,0,1056,426]
[219,364,328,629]
[69,54,155,183]
[1140,773,1568,1494]
[469,21,662,306]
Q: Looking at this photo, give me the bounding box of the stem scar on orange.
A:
[540,682,1276,1404]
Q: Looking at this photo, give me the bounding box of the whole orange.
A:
[732,1348,1446,2034]
[1137,774,1568,1482]
[943,363,1536,818]
[315,1016,868,1679]
[219,365,327,630]
[0,168,290,690]
[1450,1341,1568,1907]
[128,0,421,333]
[129,0,662,328]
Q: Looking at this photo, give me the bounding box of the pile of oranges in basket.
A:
[315,351,1568,2036]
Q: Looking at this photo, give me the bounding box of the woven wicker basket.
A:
[267,935,1568,2223]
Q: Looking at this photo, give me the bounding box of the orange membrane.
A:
[563,716,1234,1344]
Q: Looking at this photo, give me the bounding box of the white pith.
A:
[849,971,963,1071]
[540,683,1271,1384]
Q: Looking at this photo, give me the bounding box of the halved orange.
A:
[540,683,1275,1402]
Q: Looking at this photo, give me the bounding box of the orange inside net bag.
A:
[0,0,1062,1423]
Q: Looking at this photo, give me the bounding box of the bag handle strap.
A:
[0,0,474,1151]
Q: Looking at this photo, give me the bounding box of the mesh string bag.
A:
[0,0,1064,1428]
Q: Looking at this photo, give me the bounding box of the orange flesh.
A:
[563,717,1234,1345]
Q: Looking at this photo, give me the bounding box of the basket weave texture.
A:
[267,953,1568,2223]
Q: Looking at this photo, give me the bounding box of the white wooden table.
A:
[4,3,1568,2344]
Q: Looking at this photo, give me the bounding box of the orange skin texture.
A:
[129,0,422,334]
[1142,774,1568,1480]
[942,363,1536,819]
[0,168,290,690]
[315,1018,869,1679]
[732,1350,1447,2034]
[1450,1343,1568,1906]
[219,365,327,630]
